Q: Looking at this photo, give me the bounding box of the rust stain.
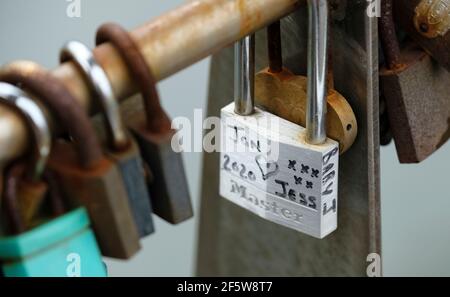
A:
[237,0,267,35]
[238,0,252,36]
[136,0,228,78]
[237,0,300,37]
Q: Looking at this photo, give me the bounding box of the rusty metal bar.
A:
[0,0,302,167]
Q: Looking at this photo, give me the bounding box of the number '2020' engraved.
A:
[223,154,257,181]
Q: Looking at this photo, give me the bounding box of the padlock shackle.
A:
[306,0,329,145]
[268,21,283,73]
[95,23,172,134]
[234,35,255,116]
[2,163,66,235]
[379,0,402,70]
[42,170,66,218]
[0,83,51,181]
[0,61,104,170]
[326,28,335,94]
[2,163,27,234]
[60,41,129,151]
[267,19,336,94]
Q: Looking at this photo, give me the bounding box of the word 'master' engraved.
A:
[220,103,339,238]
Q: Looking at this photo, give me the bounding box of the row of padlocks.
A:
[0,23,193,277]
[1,0,449,277]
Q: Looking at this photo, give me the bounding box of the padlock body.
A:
[220,103,339,239]
[48,142,141,259]
[132,128,193,224]
[107,137,155,237]
[380,43,450,163]
[0,208,106,277]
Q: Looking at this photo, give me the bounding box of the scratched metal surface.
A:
[196,1,380,276]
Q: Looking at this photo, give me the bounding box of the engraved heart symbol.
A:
[255,155,279,181]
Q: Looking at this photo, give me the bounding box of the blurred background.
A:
[0,0,449,276]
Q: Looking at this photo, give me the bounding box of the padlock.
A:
[60,41,155,238]
[220,0,340,239]
[394,0,450,72]
[0,82,51,228]
[255,20,357,153]
[379,0,450,163]
[95,23,193,225]
[0,61,141,259]
[0,85,105,277]
[0,162,106,277]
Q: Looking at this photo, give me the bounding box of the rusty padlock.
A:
[394,0,450,72]
[0,82,51,227]
[0,61,141,259]
[255,21,357,153]
[95,23,193,224]
[380,0,450,163]
[60,41,155,238]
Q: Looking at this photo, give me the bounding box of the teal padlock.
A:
[0,161,107,277]
[0,82,106,277]
[0,206,107,277]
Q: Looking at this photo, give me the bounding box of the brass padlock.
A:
[0,82,51,227]
[95,23,193,224]
[255,21,357,153]
[0,61,141,259]
[380,0,450,163]
[60,41,155,238]
[394,0,450,72]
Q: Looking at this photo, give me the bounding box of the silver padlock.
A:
[220,0,339,239]
[60,41,155,238]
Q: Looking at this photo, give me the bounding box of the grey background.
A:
[0,0,449,276]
